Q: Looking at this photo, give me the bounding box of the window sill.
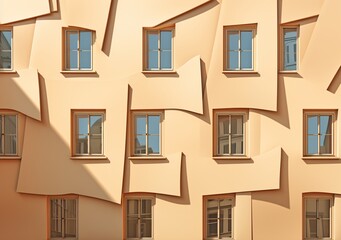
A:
[279,70,298,74]
[0,156,21,160]
[0,70,17,74]
[142,70,177,74]
[302,156,340,160]
[129,156,167,160]
[222,70,258,74]
[61,70,97,74]
[213,156,251,160]
[70,155,108,160]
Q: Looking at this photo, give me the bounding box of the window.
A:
[214,111,246,156]
[125,197,153,239]
[204,195,234,240]
[0,29,12,70]
[133,112,162,156]
[50,197,77,239]
[283,28,298,71]
[224,26,255,71]
[304,195,332,239]
[304,111,336,156]
[72,111,104,156]
[0,114,17,155]
[64,29,92,70]
[144,28,173,71]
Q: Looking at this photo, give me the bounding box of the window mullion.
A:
[317,115,320,155]
[238,31,241,70]
[217,201,220,239]
[78,31,81,70]
[158,31,161,70]
[146,115,149,155]
[229,115,232,155]
[88,115,91,155]
[1,115,4,155]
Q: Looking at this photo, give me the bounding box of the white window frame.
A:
[64,29,93,71]
[132,112,162,156]
[282,26,299,71]
[0,113,17,156]
[125,196,154,240]
[0,29,13,71]
[304,111,336,157]
[225,27,255,71]
[303,194,333,240]
[73,111,104,156]
[49,196,78,240]
[144,28,174,71]
[204,195,234,240]
[214,111,247,157]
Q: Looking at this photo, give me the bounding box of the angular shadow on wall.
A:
[157,153,190,205]
[102,0,118,56]
[252,149,290,209]
[256,76,290,129]
[38,73,50,124]
[327,66,341,94]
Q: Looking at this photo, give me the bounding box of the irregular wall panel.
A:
[130,56,203,114]
[0,69,40,121]
[0,0,50,24]
[204,147,282,195]
[280,0,323,24]
[299,0,341,89]
[127,152,182,196]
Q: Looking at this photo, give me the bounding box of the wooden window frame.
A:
[71,110,105,157]
[303,193,333,240]
[123,194,155,240]
[280,26,299,72]
[63,28,93,71]
[0,113,17,156]
[203,194,235,240]
[48,195,78,240]
[303,110,337,157]
[223,24,257,72]
[143,27,174,71]
[0,28,13,71]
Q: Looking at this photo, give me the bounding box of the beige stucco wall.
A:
[2,0,341,239]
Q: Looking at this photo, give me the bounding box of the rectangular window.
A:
[225,26,255,71]
[0,30,12,70]
[304,111,335,156]
[65,29,92,70]
[0,114,17,155]
[133,112,161,156]
[73,111,104,156]
[144,29,173,71]
[214,111,246,156]
[125,197,153,239]
[304,195,332,239]
[283,28,298,71]
[204,195,234,240]
[50,197,77,239]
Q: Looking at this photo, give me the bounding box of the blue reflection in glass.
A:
[160,31,172,50]
[136,116,146,135]
[161,51,171,69]
[284,29,297,70]
[307,116,318,135]
[241,51,252,69]
[148,135,159,154]
[241,31,252,51]
[90,115,102,134]
[80,51,91,69]
[228,51,238,70]
[308,135,318,155]
[148,115,160,135]
[320,115,331,135]
[77,116,88,135]
[148,32,159,70]
[80,31,91,50]
[228,32,239,51]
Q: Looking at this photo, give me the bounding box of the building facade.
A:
[1,0,341,239]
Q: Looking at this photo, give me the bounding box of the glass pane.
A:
[135,135,146,154]
[207,200,218,219]
[148,32,158,51]
[148,50,158,69]
[136,116,146,135]
[65,219,77,237]
[148,115,160,135]
[207,220,218,237]
[307,135,318,155]
[4,115,16,134]
[80,31,91,51]
[307,116,318,134]
[320,134,332,154]
[141,199,152,214]
[227,31,239,51]
[220,218,232,238]
[68,50,78,69]
[76,116,88,135]
[65,199,77,218]
[218,136,229,155]
[127,217,138,238]
[218,115,229,136]
[127,200,139,215]
[0,51,11,69]
[231,115,243,135]
[80,51,91,69]
[160,50,172,69]
[228,51,239,70]
[90,115,102,135]
[4,135,16,154]
[306,199,317,238]
[90,135,102,154]
[67,32,78,50]
[50,199,63,238]
[0,117,2,154]
[160,30,172,50]
[322,219,330,238]
[320,115,332,135]
[64,199,77,238]
[284,29,297,71]
[241,51,252,69]
[76,135,88,154]
[240,31,252,51]
[0,31,12,49]
[141,219,152,238]
[148,135,159,154]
